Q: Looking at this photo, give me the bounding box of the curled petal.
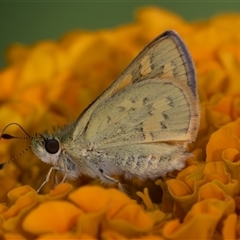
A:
[162,198,235,239]
[222,148,239,162]
[103,203,154,238]
[77,210,106,237]
[7,185,36,204]
[68,186,111,213]
[1,194,38,233]
[222,213,237,240]
[197,182,228,201]
[104,188,135,219]
[167,179,192,197]
[166,179,198,213]
[198,161,229,186]
[206,127,240,162]
[22,201,83,234]
[45,183,73,200]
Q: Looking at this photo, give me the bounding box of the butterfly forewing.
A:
[73,30,199,148]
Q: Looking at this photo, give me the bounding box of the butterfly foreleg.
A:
[37,165,68,193]
[37,166,54,193]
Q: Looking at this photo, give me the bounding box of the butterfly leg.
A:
[51,171,68,189]
[37,166,54,193]
[99,169,126,192]
[60,172,68,184]
[37,166,68,192]
[53,170,59,187]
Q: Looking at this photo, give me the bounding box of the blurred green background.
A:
[1,1,240,68]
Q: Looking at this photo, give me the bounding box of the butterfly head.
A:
[31,132,62,166]
[31,126,81,182]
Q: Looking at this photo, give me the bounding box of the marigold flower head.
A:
[1,6,240,239]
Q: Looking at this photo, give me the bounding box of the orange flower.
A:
[162,198,235,239]
[1,6,240,239]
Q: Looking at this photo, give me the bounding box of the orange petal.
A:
[167,179,192,197]
[222,157,240,183]
[2,194,38,233]
[68,186,111,213]
[76,209,106,237]
[3,233,26,240]
[0,67,18,101]
[222,213,237,240]
[211,95,233,117]
[222,148,240,162]
[200,161,229,184]
[103,203,153,238]
[0,204,8,214]
[161,219,181,237]
[105,188,135,219]
[38,232,96,240]
[197,182,227,201]
[22,201,83,234]
[206,126,240,162]
[101,230,128,240]
[2,194,37,220]
[45,183,73,200]
[162,198,235,239]
[7,185,36,204]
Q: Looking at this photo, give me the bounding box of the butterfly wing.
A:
[72,30,200,177]
[74,30,199,142]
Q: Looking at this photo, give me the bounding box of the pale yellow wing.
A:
[73,30,199,148]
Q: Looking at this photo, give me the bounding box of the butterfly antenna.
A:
[0,146,32,169]
[0,122,32,140]
[0,122,32,169]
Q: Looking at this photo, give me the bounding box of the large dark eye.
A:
[45,138,59,154]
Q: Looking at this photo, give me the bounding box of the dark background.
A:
[1,1,240,68]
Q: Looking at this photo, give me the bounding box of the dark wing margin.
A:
[165,31,197,97]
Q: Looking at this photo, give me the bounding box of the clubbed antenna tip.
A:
[0,122,32,169]
[1,133,17,140]
[0,163,7,170]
